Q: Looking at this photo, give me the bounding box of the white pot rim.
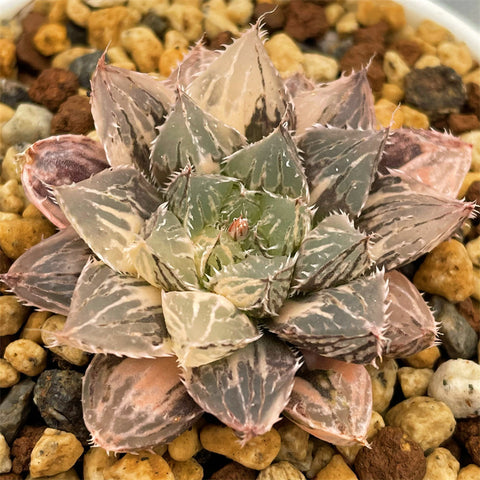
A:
[396,0,480,61]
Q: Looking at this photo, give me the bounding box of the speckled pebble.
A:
[276,420,310,467]
[0,358,20,388]
[385,396,456,451]
[167,457,203,480]
[366,358,398,413]
[82,447,116,480]
[1,104,53,146]
[167,424,202,462]
[305,442,335,478]
[0,433,12,474]
[0,295,31,336]
[30,428,83,478]
[428,359,480,418]
[397,367,433,398]
[4,339,47,377]
[423,447,459,480]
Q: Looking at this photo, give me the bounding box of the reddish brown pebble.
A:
[447,113,480,134]
[11,425,46,475]
[0,474,23,480]
[353,21,389,50]
[391,39,423,66]
[466,82,480,118]
[284,0,329,42]
[455,418,480,466]
[354,426,427,480]
[51,95,94,135]
[15,32,51,72]
[210,461,257,480]
[21,12,47,36]
[208,31,234,50]
[253,3,286,31]
[455,296,480,334]
[28,68,80,111]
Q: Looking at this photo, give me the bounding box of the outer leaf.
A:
[182,334,301,443]
[150,90,246,186]
[208,255,295,317]
[269,270,387,364]
[292,213,372,293]
[357,174,475,270]
[1,227,90,315]
[299,126,388,220]
[21,135,108,228]
[83,355,203,452]
[162,290,261,367]
[383,270,437,358]
[90,55,175,177]
[379,128,472,197]
[221,123,308,199]
[187,24,293,141]
[128,205,200,291]
[53,260,172,358]
[55,167,162,275]
[284,356,372,446]
[294,69,376,135]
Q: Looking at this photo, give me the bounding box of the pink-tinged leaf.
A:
[1,227,90,315]
[90,54,175,178]
[357,174,475,271]
[294,69,376,135]
[284,355,372,446]
[182,334,301,443]
[383,270,437,358]
[83,355,203,452]
[53,260,172,358]
[283,72,315,98]
[21,135,108,228]
[379,128,472,197]
[269,270,388,365]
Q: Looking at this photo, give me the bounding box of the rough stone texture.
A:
[354,427,426,480]
[168,457,203,480]
[455,418,480,465]
[51,95,94,135]
[257,461,305,480]
[11,426,46,475]
[210,462,257,480]
[366,358,398,413]
[275,420,310,466]
[391,38,423,66]
[284,0,329,42]
[423,448,460,480]
[82,447,116,479]
[0,379,35,444]
[4,339,47,377]
[103,450,173,480]
[0,80,31,109]
[28,68,79,112]
[397,367,433,398]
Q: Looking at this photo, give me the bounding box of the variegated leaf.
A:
[128,205,200,291]
[283,72,315,98]
[83,355,203,452]
[187,23,293,141]
[165,169,241,236]
[90,54,175,177]
[21,135,108,228]
[208,255,295,317]
[162,290,261,367]
[383,270,437,358]
[54,167,162,275]
[221,123,308,199]
[255,193,312,257]
[1,227,90,315]
[182,334,301,443]
[269,270,387,364]
[294,69,376,135]
[53,260,172,358]
[284,355,372,446]
[379,128,472,197]
[298,126,388,220]
[150,90,246,186]
[357,174,475,270]
[292,213,372,293]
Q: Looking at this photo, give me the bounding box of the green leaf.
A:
[269,270,387,364]
[208,255,295,317]
[162,290,261,367]
[55,167,162,275]
[150,90,246,186]
[221,124,308,199]
[127,205,200,291]
[292,213,372,293]
[55,260,172,358]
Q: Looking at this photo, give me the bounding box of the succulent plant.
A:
[4,24,474,452]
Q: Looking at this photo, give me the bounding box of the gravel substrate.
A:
[0,1,479,479]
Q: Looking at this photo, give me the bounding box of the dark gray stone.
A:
[0,378,35,444]
[69,51,106,90]
[0,79,31,109]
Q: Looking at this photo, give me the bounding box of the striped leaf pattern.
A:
[150,91,246,186]
[90,55,175,177]
[221,124,308,199]
[182,334,301,442]
[292,213,372,293]
[162,290,261,367]
[284,356,372,446]
[357,174,475,270]
[1,227,90,315]
[299,126,388,220]
[269,270,387,364]
[208,255,295,317]
[383,270,437,358]
[55,167,162,275]
[128,205,200,291]
[187,23,292,141]
[83,355,203,452]
[57,260,172,358]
